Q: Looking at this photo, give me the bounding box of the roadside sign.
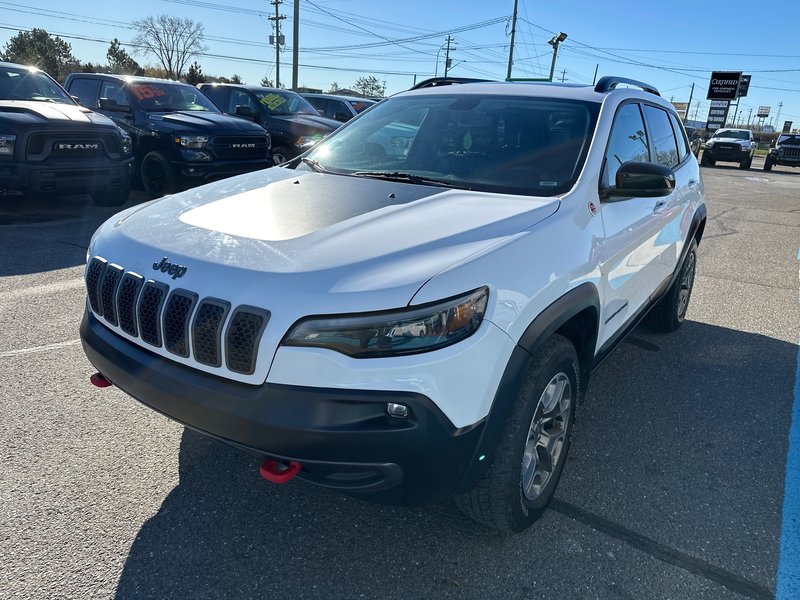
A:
[706,99,730,131]
[758,106,770,118]
[737,75,752,98]
[671,102,688,119]
[706,71,742,100]
[784,121,793,133]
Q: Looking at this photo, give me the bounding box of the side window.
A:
[330,100,349,118]
[228,90,257,115]
[99,81,129,110]
[668,112,690,161]
[306,97,327,117]
[644,105,679,168]
[201,85,229,111]
[68,78,100,108]
[603,103,649,188]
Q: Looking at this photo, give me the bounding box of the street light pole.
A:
[548,32,567,82]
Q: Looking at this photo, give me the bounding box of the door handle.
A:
[688,179,698,187]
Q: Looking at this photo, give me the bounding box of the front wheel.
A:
[739,158,751,170]
[646,239,697,333]
[271,146,294,165]
[455,335,579,532]
[141,151,176,198]
[764,157,773,171]
[700,152,712,166]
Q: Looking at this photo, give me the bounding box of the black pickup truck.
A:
[64,74,271,197]
[0,61,134,206]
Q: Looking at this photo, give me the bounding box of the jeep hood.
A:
[92,168,559,311]
[147,110,265,134]
[0,101,116,129]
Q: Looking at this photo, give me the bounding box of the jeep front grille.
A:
[85,257,270,376]
[781,147,800,158]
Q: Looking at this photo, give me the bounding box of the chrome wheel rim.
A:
[677,252,695,320]
[272,152,287,165]
[521,372,571,501]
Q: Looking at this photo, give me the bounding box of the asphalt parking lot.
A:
[0,158,798,599]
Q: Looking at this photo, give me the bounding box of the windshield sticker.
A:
[539,181,558,187]
[260,93,286,110]
[462,130,473,150]
[132,84,167,101]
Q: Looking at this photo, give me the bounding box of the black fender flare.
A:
[454,283,600,494]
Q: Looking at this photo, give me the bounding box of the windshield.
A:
[254,90,317,116]
[0,66,73,104]
[713,129,749,140]
[302,94,599,196]
[128,82,219,112]
[778,134,800,145]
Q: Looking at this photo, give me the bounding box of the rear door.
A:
[596,101,675,347]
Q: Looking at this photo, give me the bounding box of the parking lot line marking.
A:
[0,339,81,359]
[776,334,800,599]
[551,499,772,600]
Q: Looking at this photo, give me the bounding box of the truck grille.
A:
[210,135,269,160]
[85,257,269,375]
[27,133,121,160]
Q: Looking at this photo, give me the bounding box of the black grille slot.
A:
[100,265,124,326]
[117,273,144,336]
[192,299,230,367]
[783,147,800,158]
[225,307,270,375]
[138,281,169,347]
[163,290,198,358]
[86,257,107,315]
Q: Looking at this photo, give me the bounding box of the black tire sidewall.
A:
[141,152,175,198]
[271,146,293,165]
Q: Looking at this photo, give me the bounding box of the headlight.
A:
[705,139,715,147]
[295,135,322,149]
[174,134,208,149]
[283,287,489,358]
[0,134,16,158]
[121,133,133,156]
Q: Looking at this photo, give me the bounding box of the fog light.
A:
[386,402,409,418]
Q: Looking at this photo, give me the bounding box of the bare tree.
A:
[132,15,205,79]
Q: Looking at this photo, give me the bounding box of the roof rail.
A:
[410,77,493,90]
[594,76,660,97]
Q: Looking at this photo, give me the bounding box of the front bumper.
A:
[171,158,272,188]
[81,310,485,505]
[771,151,800,166]
[703,146,751,163]
[0,157,134,196]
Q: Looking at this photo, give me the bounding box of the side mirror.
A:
[234,105,257,120]
[70,95,82,105]
[333,112,350,122]
[602,161,676,200]
[99,97,131,114]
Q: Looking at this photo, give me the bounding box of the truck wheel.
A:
[455,335,579,532]
[700,152,711,166]
[271,146,293,165]
[141,151,176,198]
[646,239,697,333]
[739,158,751,170]
[764,157,773,171]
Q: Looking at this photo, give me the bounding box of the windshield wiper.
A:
[350,171,467,189]
[300,157,327,172]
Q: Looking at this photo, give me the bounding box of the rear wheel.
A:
[141,151,176,198]
[455,335,579,532]
[646,239,697,333]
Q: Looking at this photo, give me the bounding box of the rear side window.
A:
[306,96,327,116]
[68,78,100,108]
[644,105,679,168]
[604,103,649,187]
[201,85,229,110]
[668,112,690,160]
[99,81,129,109]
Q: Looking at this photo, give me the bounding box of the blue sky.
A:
[2,0,800,127]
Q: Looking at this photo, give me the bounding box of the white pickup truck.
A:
[81,76,706,532]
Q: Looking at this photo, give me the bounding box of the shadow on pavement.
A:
[114,320,796,599]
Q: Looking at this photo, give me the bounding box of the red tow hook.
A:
[259,459,302,484]
[90,372,113,388]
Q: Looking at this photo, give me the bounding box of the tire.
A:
[764,157,773,171]
[739,158,751,170]
[141,151,176,198]
[455,335,579,532]
[646,239,697,333]
[700,151,711,166]
[271,146,294,165]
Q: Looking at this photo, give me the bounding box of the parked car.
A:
[81,75,705,533]
[764,133,800,171]
[301,93,377,122]
[199,84,340,165]
[684,126,701,157]
[700,127,755,169]
[64,73,271,198]
[0,61,133,205]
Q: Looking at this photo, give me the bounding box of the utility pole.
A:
[444,35,453,77]
[775,102,783,128]
[547,32,567,82]
[560,69,567,82]
[291,0,299,90]
[506,0,519,80]
[684,82,694,124]
[268,0,286,88]
[747,107,753,126]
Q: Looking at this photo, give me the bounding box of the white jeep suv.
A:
[81,76,706,532]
